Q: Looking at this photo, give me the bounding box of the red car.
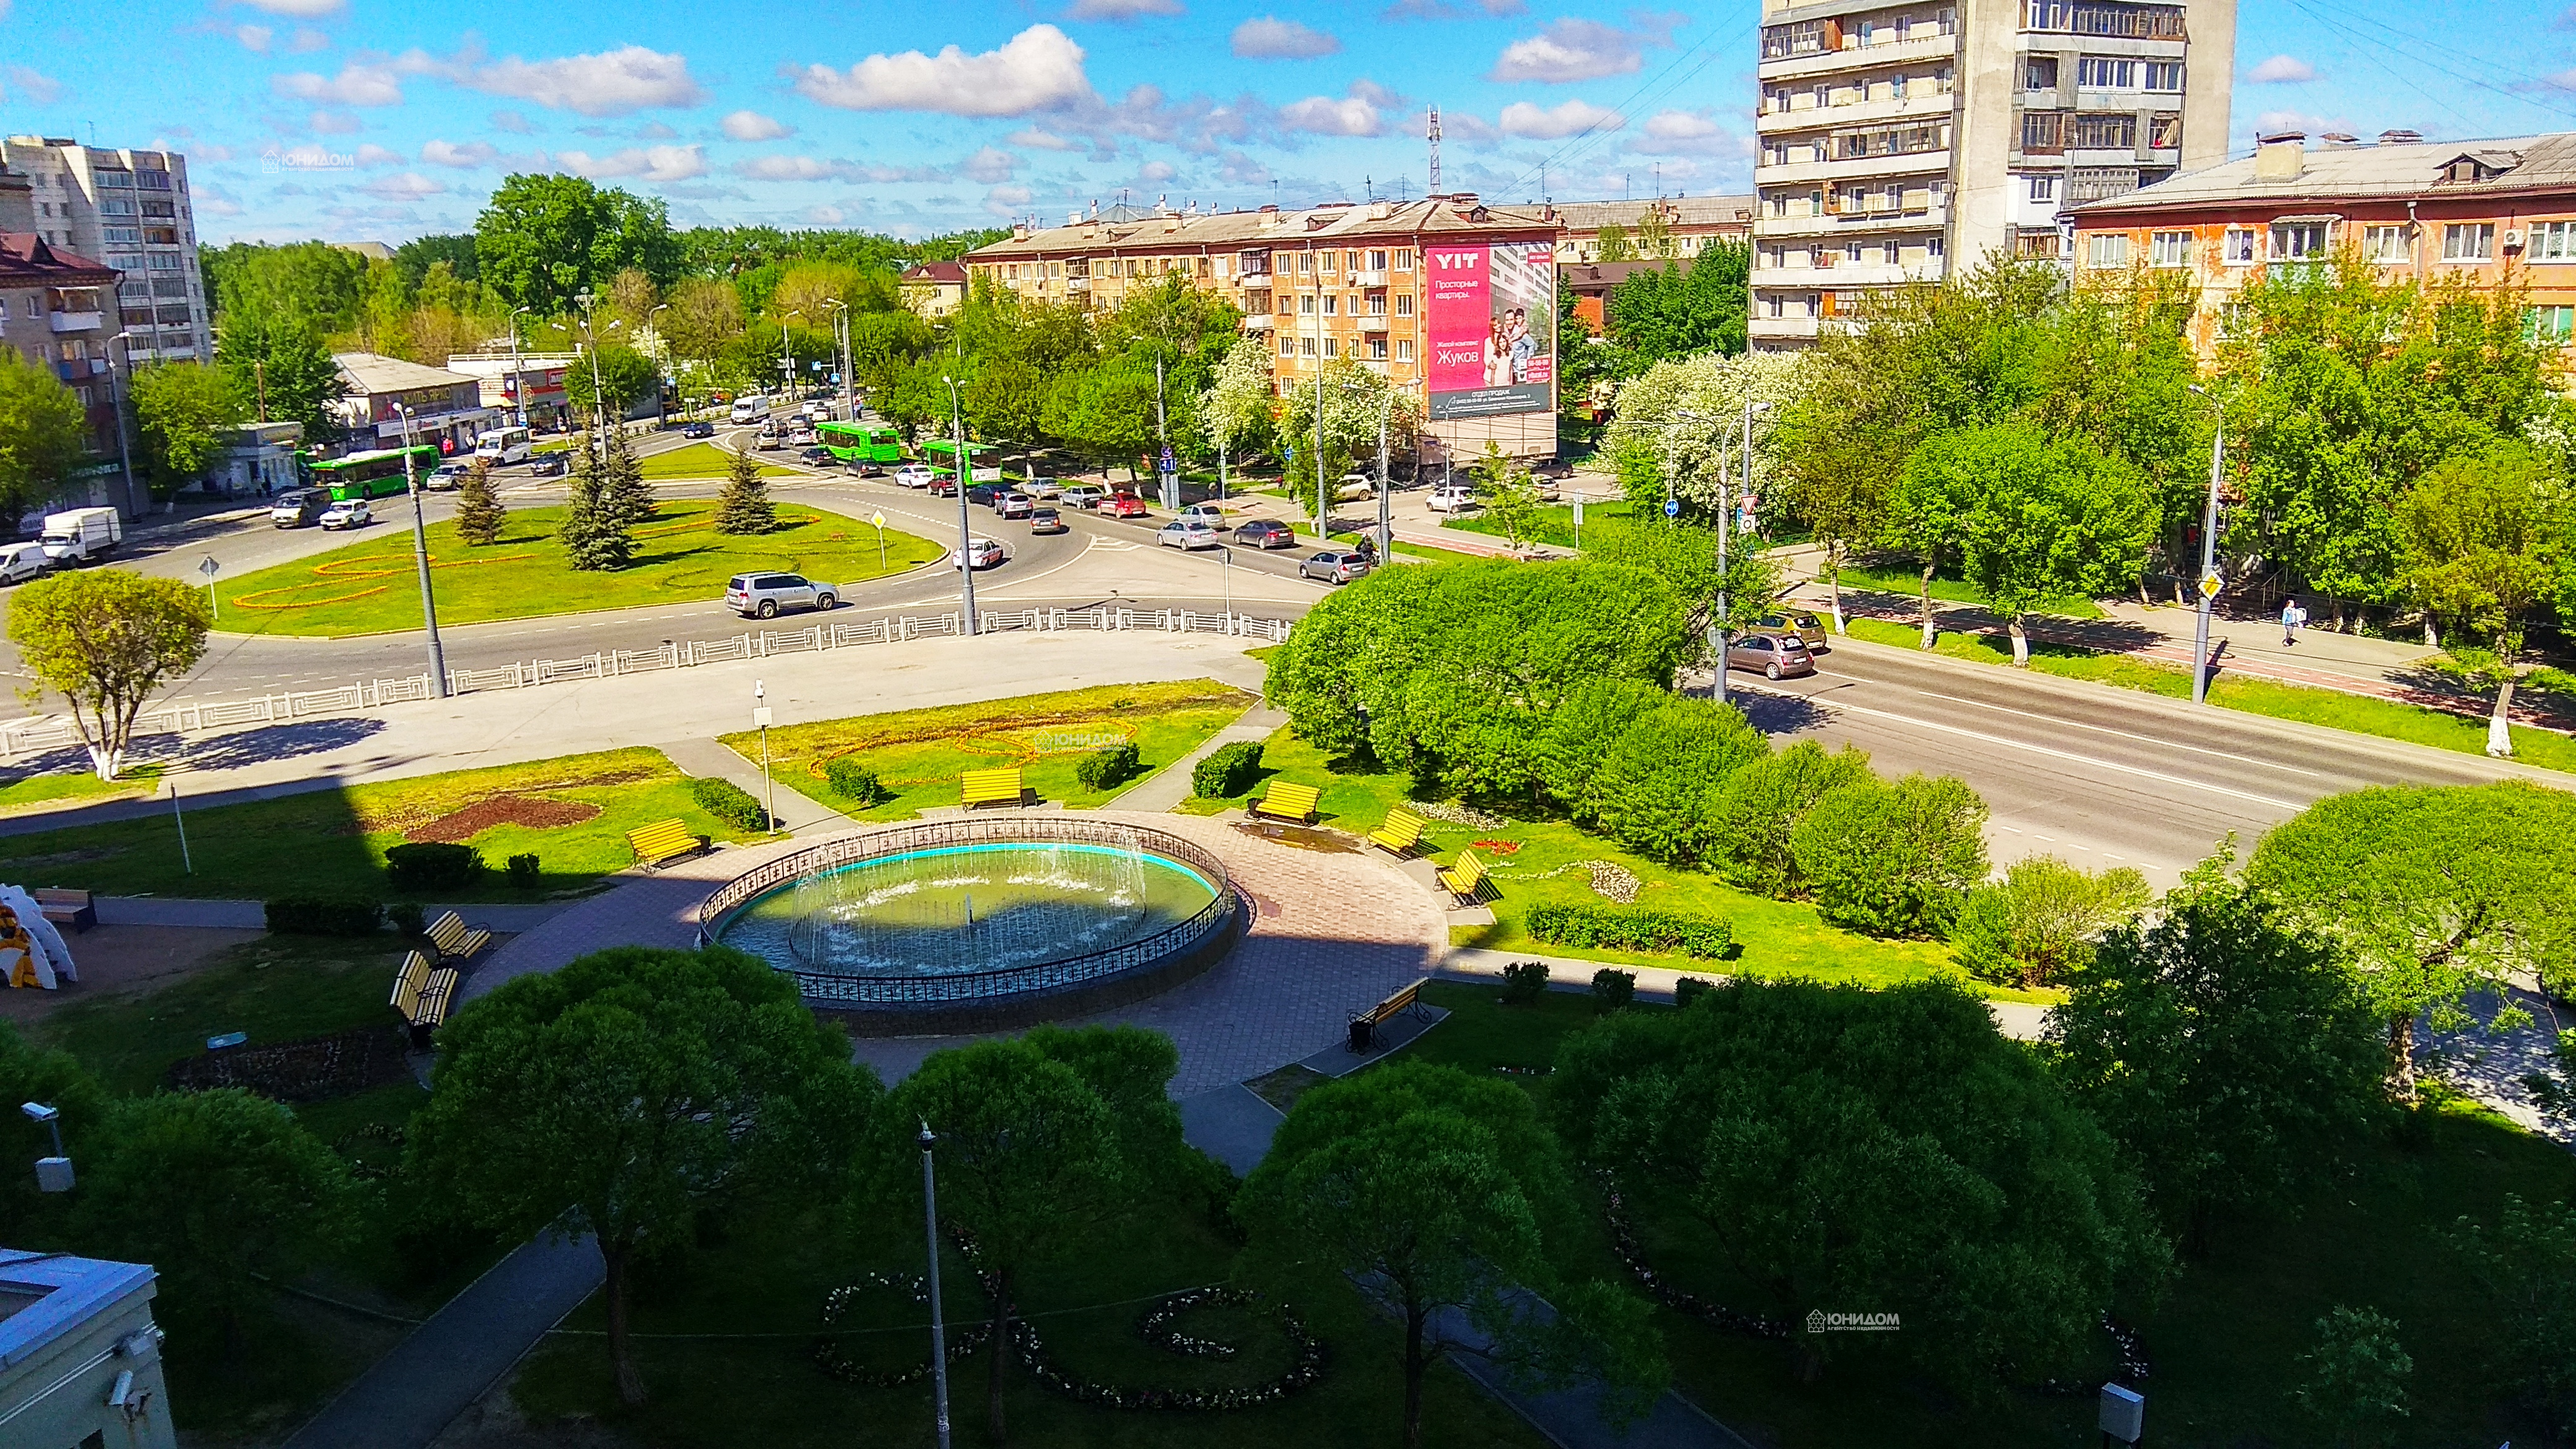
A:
[1100,493,1149,518]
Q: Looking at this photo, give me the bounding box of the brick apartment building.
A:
[964,195,1565,459]
[1547,195,1755,263]
[2068,129,2576,356]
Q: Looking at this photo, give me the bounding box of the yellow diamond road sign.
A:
[869,511,886,528]
[2200,571,2224,599]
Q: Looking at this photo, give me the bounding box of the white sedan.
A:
[319,499,373,529]
[894,464,936,489]
[1159,519,1224,550]
[951,537,1009,570]
[1425,484,1479,513]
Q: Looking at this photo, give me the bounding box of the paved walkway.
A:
[1440,950,2051,1042]
[1112,705,1287,813]
[658,736,855,837]
[97,895,575,933]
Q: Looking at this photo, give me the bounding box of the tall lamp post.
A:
[778,310,803,402]
[1718,398,1772,708]
[825,298,854,422]
[752,679,777,834]
[105,331,139,515]
[508,306,531,428]
[2185,384,2226,705]
[646,303,670,427]
[919,1121,953,1449]
[393,402,451,697]
[941,374,978,636]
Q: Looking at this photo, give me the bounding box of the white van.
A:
[0,542,48,585]
[474,427,532,465]
[729,394,769,425]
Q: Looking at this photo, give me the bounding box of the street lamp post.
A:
[22,1101,71,1193]
[941,375,978,636]
[826,298,853,422]
[508,307,531,428]
[919,1121,953,1449]
[778,310,803,401]
[1716,399,1772,707]
[646,303,669,428]
[753,680,777,834]
[393,402,451,697]
[106,331,139,516]
[2186,385,2226,705]
[574,292,609,430]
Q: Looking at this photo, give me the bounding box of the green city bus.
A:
[308,445,442,501]
[816,420,902,466]
[920,438,998,483]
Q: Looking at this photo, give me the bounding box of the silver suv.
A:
[726,572,840,619]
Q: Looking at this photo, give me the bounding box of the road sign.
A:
[1160,445,1177,471]
[1663,496,1681,519]
[2199,570,2224,600]
[196,555,219,578]
[869,511,886,528]
[1571,498,1584,527]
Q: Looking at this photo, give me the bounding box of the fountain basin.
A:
[700,818,1238,1033]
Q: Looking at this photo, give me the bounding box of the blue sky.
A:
[8,0,2576,245]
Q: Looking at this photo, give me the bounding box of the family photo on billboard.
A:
[1425,242,1556,420]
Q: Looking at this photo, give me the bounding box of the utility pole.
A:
[1312,245,1326,541]
[2188,386,2225,705]
[943,375,978,635]
[106,332,137,516]
[1154,351,1173,510]
[920,1123,953,1449]
[508,307,531,428]
[1375,388,1393,562]
[395,403,450,697]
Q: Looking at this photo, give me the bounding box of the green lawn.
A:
[1438,497,1645,550]
[1408,981,2576,1448]
[0,746,767,900]
[1188,728,2032,1001]
[1293,526,1490,564]
[1830,559,2108,619]
[0,762,165,816]
[212,500,942,637]
[1844,617,2576,773]
[640,442,800,480]
[729,681,1258,819]
[36,933,408,1094]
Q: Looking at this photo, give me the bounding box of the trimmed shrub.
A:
[1673,976,1716,1010]
[264,897,383,937]
[386,902,426,937]
[1500,960,1551,1004]
[1526,902,1733,959]
[1591,967,1637,1011]
[1707,741,1877,898]
[1586,697,1770,867]
[1533,677,1668,825]
[1076,743,1143,791]
[1790,773,1990,938]
[690,776,772,832]
[1192,740,1265,800]
[822,756,888,804]
[385,842,484,893]
[506,853,541,886]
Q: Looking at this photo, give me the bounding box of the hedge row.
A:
[1193,741,1264,799]
[690,776,772,832]
[386,842,483,892]
[1526,902,1732,959]
[1077,743,1142,791]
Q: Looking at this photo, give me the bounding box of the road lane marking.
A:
[1900,688,2327,778]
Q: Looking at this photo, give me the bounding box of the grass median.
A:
[212,499,942,638]
[640,442,801,480]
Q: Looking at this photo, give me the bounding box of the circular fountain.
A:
[700,818,1238,1033]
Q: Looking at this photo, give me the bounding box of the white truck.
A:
[37,508,120,566]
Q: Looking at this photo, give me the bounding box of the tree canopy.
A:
[473,174,684,315]
[7,569,212,780]
[0,348,92,519]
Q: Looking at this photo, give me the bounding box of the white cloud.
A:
[734,154,863,181]
[237,0,342,13]
[2253,108,2348,137]
[352,142,403,167]
[1489,17,1674,84]
[1066,0,1182,17]
[235,25,274,53]
[1281,93,1384,136]
[635,121,678,139]
[805,203,846,225]
[1136,159,1177,183]
[720,109,793,141]
[274,61,403,107]
[1007,128,1077,150]
[421,138,498,167]
[363,172,446,199]
[1499,98,1622,138]
[1,65,62,105]
[1643,110,1719,141]
[792,25,1095,117]
[308,109,362,134]
[193,143,237,162]
[959,146,1018,183]
[984,183,1033,216]
[1632,108,1734,155]
[290,27,331,53]
[1232,17,1340,58]
[457,45,704,116]
[196,190,243,219]
[489,109,534,134]
[556,144,707,182]
[2247,54,2317,84]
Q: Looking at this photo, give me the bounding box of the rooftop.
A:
[0,1249,155,1372]
[903,261,967,284]
[2073,131,2576,214]
[0,233,120,288]
[966,194,1558,260]
[1545,195,1757,230]
[333,351,481,396]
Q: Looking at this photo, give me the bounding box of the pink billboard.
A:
[1424,242,1554,420]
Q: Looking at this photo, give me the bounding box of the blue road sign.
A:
[1664,496,1682,518]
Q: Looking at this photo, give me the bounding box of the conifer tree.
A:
[558,428,634,571]
[715,444,776,534]
[455,455,507,546]
[598,420,654,530]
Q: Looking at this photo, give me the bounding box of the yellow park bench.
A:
[1367,809,1425,858]
[1438,850,1490,906]
[31,887,95,933]
[627,817,707,869]
[389,949,461,1044]
[1347,978,1429,1052]
[962,768,1030,808]
[1250,780,1320,824]
[424,909,492,965]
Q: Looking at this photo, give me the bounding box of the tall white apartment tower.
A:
[1,137,213,364]
[1747,0,2234,350]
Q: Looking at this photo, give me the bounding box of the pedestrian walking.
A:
[2281,597,2307,646]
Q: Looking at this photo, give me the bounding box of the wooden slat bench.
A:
[1250,780,1320,824]
[389,949,461,1045]
[424,909,492,965]
[30,888,95,933]
[1367,809,1425,858]
[1347,978,1429,1053]
[1438,850,1490,906]
[627,818,708,869]
[961,768,1030,808]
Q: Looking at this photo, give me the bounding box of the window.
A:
[1368,337,1388,360]
[1396,339,1414,361]
[2271,222,2328,260]
[103,227,141,244]
[1891,74,1908,100]
[1278,334,1294,357]
[1323,337,1338,357]
[2151,230,2191,266]
[1884,240,1902,263]
[1368,293,1388,315]
[1322,295,1337,315]
[1299,294,1315,314]
[2024,1,2188,37]
[1298,252,1313,273]
[1321,251,1337,273]
[2068,113,2137,149]
[2144,60,2183,90]
[2076,57,2138,87]
[1847,241,1866,262]
[1395,248,1414,269]
[2362,224,2409,262]
[2147,113,2180,149]
[1368,250,1386,270]
[2087,233,2130,267]
[1928,235,1944,259]
[2532,220,2576,261]
[1765,292,1786,318]
[2026,56,2058,89]
[1395,294,1414,316]
[2442,222,2495,261]
[1299,336,1316,355]
[2023,111,2065,152]
[2028,174,2057,202]
[2526,305,2575,342]
[99,197,134,215]
[1763,20,1828,58]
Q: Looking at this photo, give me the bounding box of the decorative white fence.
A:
[0,607,1293,762]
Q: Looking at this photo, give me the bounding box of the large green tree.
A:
[408,944,873,1404]
[563,342,659,422]
[8,569,212,779]
[474,174,682,316]
[1922,422,2157,663]
[214,311,346,441]
[1553,978,2165,1388]
[2394,439,2570,756]
[128,361,246,496]
[200,240,370,331]
[1788,773,1990,937]
[0,348,93,519]
[1599,237,1752,368]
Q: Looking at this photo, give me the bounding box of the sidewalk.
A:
[1112,704,1286,812]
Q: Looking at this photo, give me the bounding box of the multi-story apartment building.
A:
[1549,196,1756,263]
[2069,129,2576,359]
[1749,0,2234,349]
[965,196,1565,459]
[0,137,212,366]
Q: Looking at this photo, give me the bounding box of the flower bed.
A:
[162,1026,413,1103]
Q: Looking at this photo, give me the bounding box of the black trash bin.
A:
[1347,1016,1376,1053]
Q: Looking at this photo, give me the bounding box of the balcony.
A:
[1065,277,1091,292]
[1755,263,1930,289]
[1353,269,1390,288]
[53,359,107,382]
[1748,315,1823,341]
[1754,206,1946,240]
[49,310,103,334]
[1241,313,1274,330]
[1357,313,1390,332]
[1756,149,1951,187]
[1759,33,1959,83]
[1757,90,1957,136]
[1235,270,1271,287]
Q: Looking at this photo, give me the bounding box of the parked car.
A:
[0,542,50,585]
[1298,549,1373,585]
[530,453,570,477]
[1754,610,1830,651]
[1159,518,1222,550]
[318,498,373,530]
[1726,632,1816,680]
[1061,485,1109,510]
[995,492,1034,520]
[1233,518,1296,550]
[799,446,837,467]
[1099,493,1149,518]
[1176,502,1226,524]
[725,572,840,619]
[1425,484,1479,512]
[681,420,716,438]
[1016,476,1063,498]
[951,537,1009,570]
[894,464,935,489]
[269,489,327,528]
[1027,507,1067,534]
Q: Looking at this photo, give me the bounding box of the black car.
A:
[681,420,716,438]
[799,446,836,466]
[529,454,569,477]
[964,484,1004,507]
[1234,518,1296,549]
